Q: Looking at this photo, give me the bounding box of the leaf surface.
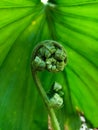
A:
[0,0,98,129]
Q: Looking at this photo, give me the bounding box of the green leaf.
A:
[0,0,98,130]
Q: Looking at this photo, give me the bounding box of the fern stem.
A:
[32,71,61,130]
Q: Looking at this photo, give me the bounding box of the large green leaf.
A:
[0,0,98,129]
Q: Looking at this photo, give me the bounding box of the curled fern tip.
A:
[31,40,67,72]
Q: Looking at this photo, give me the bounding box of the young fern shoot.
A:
[31,40,67,130]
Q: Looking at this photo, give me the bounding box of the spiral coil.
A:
[31,40,67,72]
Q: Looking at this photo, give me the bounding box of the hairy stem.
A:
[32,71,61,130]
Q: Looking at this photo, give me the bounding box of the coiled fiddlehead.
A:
[31,40,67,72]
[31,40,67,130]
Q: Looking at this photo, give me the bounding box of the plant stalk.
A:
[32,71,61,130]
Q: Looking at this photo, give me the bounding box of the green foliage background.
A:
[0,0,98,129]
